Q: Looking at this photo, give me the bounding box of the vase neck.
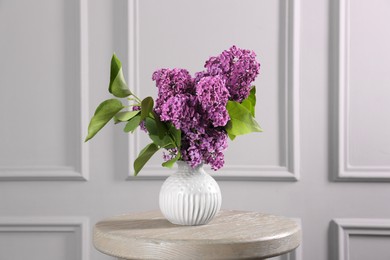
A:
[176,161,203,173]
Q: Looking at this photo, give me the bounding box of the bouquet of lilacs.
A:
[85,46,262,175]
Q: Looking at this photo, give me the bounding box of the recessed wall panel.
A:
[334,0,390,180]
[349,235,390,260]
[331,218,390,260]
[348,0,390,168]
[0,0,88,180]
[0,231,78,260]
[0,218,88,260]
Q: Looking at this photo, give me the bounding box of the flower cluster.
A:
[153,46,260,170]
[181,128,228,170]
[204,45,260,102]
[152,68,193,115]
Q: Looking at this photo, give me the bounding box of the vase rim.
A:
[176,161,204,169]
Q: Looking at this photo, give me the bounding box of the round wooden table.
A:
[93,210,301,260]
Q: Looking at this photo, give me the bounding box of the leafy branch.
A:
[85,54,182,175]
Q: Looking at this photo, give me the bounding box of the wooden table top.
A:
[93,210,301,260]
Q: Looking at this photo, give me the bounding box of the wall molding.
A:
[126,0,300,181]
[333,0,390,181]
[0,0,89,181]
[331,218,390,260]
[0,217,90,260]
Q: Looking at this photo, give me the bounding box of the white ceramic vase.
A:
[159,161,222,226]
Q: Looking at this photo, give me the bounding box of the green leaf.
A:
[134,143,159,176]
[109,54,132,98]
[227,132,236,141]
[114,110,140,123]
[152,111,167,139]
[241,86,256,117]
[144,117,159,135]
[162,151,181,168]
[85,99,124,142]
[149,135,175,149]
[144,117,174,148]
[124,115,141,133]
[225,100,263,137]
[140,96,154,121]
[169,124,181,147]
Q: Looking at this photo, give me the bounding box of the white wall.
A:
[0,0,389,259]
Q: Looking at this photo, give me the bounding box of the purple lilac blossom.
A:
[151,46,259,170]
[163,148,178,162]
[151,69,230,170]
[152,68,193,115]
[181,128,228,170]
[159,94,201,132]
[193,71,209,85]
[204,45,260,102]
[195,75,230,127]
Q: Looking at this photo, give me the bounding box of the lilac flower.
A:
[204,45,260,102]
[181,143,202,168]
[195,75,230,127]
[152,67,231,170]
[152,68,193,95]
[194,71,209,85]
[163,148,178,162]
[149,46,259,170]
[200,128,228,170]
[152,68,194,115]
[181,128,228,170]
[159,94,201,132]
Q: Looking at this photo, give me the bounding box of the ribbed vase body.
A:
[159,161,222,226]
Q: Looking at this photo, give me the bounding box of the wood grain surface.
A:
[93,210,301,260]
